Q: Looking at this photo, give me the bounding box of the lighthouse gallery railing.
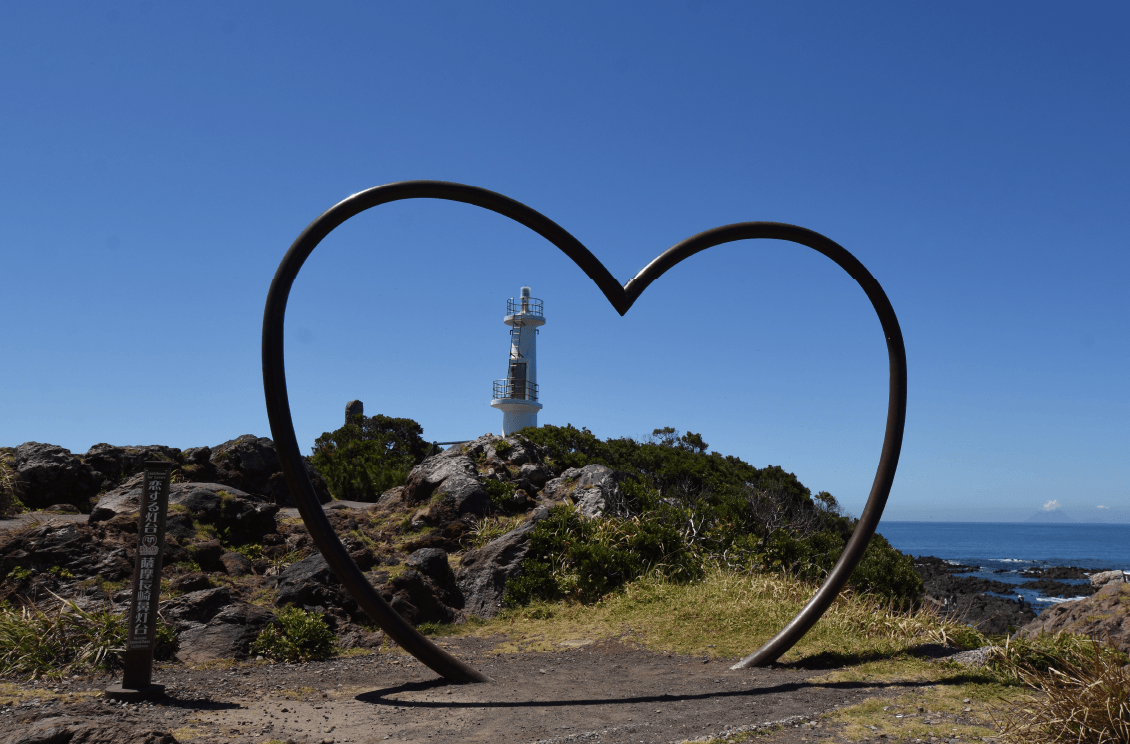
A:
[492,378,539,401]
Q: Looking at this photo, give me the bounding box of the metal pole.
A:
[262,181,905,679]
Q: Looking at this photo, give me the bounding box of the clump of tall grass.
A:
[992,637,1130,743]
[0,596,166,680]
[467,514,527,549]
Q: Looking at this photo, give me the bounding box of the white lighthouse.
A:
[491,287,545,435]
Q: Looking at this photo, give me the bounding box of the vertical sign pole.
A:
[105,461,172,701]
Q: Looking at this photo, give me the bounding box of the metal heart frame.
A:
[262,180,907,684]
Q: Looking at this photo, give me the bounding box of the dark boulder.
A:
[380,569,458,625]
[13,442,100,512]
[220,551,254,576]
[458,506,551,618]
[81,443,182,492]
[210,435,330,506]
[405,548,461,608]
[162,586,235,625]
[272,553,357,617]
[187,540,224,572]
[175,601,276,663]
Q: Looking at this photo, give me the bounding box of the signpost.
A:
[105,461,172,701]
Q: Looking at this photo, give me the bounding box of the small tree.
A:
[310,413,429,501]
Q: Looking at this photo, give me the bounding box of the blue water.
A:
[876,521,1129,612]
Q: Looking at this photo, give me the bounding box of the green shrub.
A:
[517,424,923,610]
[311,414,429,501]
[505,505,702,605]
[251,607,336,661]
[492,440,512,455]
[483,478,516,508]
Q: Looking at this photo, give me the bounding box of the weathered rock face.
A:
[1021,581,1130,651]
[375,550,464,626]
[543,465,631,518]
[89,479,280,546]
[403,449,479,506]
[271,553,358,618]
[1089,569,1126,589]
[457,506,551,618]
[12,442,100,512]
[207,435,332,506]
[81,444,182,492]
[163,586,276,663]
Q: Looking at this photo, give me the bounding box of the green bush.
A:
[505,505,702,605]
[251,607,336,662]
[311,414,429,501]
[514,424,923,609]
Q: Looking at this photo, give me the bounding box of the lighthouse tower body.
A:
[491,287,545,435]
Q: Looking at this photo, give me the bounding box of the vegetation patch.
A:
[251,607,336,662]
[311,414,429,501]
[0,598,176,679]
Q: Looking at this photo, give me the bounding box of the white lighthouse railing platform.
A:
[493,378,539,402]
[506,296,543,317]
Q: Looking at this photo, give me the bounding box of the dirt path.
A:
[0,637,944,744]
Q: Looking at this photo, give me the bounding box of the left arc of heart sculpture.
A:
[262,180,906,683]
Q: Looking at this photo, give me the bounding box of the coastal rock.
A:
[12,442,100,512]
[457,506,551,618]
[1020,581,1130,652]
[1089,569,1125,589]
[1020,578,1093,598]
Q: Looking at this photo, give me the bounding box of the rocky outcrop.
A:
[912,555,1036,633]
[210,435,331,506]
[162,586,276,663]
[1089,569,1126,589]
[543,465,631,518]
[12,442,100,512]
[271,553,357,617]
[457,506,551,618]
[373,548,464,625]
[81,443,182,492]
[403,448,480,506]
[1021,581,1130,652]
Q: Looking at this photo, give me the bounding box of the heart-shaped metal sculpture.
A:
[262,180,906,683]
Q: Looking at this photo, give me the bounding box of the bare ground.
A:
[0,636,996,744]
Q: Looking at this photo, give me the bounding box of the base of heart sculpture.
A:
[262,181,907,683]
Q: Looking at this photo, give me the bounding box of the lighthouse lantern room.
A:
[491,287,545,435]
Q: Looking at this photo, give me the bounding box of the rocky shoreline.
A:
[910,554,1128,646]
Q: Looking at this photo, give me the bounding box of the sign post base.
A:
[104,682,166,702]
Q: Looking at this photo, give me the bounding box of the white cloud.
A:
[1097,505,1109,510]
[1043,499,1060,511]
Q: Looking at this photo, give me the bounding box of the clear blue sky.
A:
[2,3,1126,523]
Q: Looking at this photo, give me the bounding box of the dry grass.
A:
[456,565,977,662]
[992,639,1130,744]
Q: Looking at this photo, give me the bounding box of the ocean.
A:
[876,521,1129,612]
